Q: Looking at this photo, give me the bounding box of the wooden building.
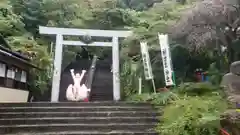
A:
[0,35,37,102]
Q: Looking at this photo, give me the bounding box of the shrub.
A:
[126,82,227,135]
[158,95,227,135]
[176,82,220,96]
[207,62,224,85]
[126,92,179,106]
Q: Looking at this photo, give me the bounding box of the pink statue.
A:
[66,69,90,101]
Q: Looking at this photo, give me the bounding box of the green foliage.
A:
[176,82,220,96]
[127,92,179,106]
[10,0,46,35]
[7,36,52,92]
[7,36,51,67]
[0,0,25,36]
[119,2,198,94]
[207,63,224,85]
[117,0,161,11]
[158,95,227,135]
[41,0,91,28]
[156,82,227,135]
[88,8,139,29]
[0,0,52,93]
[120,58,143,99]
[127,81,227,135]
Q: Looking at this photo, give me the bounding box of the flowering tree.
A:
[172,0,240,64]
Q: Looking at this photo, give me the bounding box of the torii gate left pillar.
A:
[39,26,132,102]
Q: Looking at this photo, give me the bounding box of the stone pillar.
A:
[51,34,63,102]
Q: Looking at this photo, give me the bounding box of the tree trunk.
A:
[226,37,235,66]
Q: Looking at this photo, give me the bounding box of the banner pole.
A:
[151,78,156,93]
[138,77,142,94]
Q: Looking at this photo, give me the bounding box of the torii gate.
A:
[39,26,132,102]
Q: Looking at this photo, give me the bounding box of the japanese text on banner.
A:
[140,42,153,80]
[158,34,174,86]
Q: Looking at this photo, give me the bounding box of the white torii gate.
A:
[39,26,132,102]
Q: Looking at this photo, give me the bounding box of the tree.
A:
[1,0,52,93]
[117,0,163,11]
[172,0,240,64]
[10,0,47,36]
[120,1,198,90]
[0,0,25,37]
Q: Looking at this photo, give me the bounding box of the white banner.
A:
[158,34,174,86]
[140,41,153,80]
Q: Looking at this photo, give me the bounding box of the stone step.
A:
[0,123,157,134]
[0,111,160,118]
[0,102,152,107]
[90,89,113,92]
[5,130,158,135]
[91,84,113,87]
[90,98,113,101]
[90,99,114,101]
[0,116,158,125]
[89,93,113,95]
[89,96,113,99]
[90,91,112,93]
[90,95,113,99]
[90,91,112,94]
[0,106,154,112]
[0,102,159,135]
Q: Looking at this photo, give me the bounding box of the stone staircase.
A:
[89,61,113,101]
[0,102,159,135]
[59,58,113,102]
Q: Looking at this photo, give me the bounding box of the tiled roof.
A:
[0,34,39,69]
